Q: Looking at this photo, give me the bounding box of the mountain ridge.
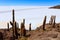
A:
[50,5,60,9]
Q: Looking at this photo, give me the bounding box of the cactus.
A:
[51,16,53,25]
[50,16,56,28]
[12,9,19,39]
[29,23,31,31]
[23,19,25,25]
[23,19,26,36]
[0,32,3,40]
[21,22,26,37]
[15,22,18,39]
[49,16,53,25]
[12,9,15,40]
[7,23,9,31]
[53,17,56,28]
[10,21,18,39]
[10,21,13,25]
[43,16,47,30]
[20,19,26,37]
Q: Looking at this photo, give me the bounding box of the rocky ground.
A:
[0,23,60,40]
[27,23,60,40]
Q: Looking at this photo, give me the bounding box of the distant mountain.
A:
[49,5,60,9]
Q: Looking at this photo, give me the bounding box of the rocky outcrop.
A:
[49,5,60,9]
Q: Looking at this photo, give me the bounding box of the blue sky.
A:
[0,0,60,6]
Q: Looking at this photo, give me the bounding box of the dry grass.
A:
[18,37,27,40]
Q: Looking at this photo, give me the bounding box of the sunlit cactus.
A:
[49,16,53,25]
[29,23,31,31]
[51,16,53,25]
[20,19,26,37]
[53,16,56,28]
[21,22,26,37]
[43,16,47,30]
[50,16,56,28]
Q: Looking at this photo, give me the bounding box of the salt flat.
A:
[0,6,60,29]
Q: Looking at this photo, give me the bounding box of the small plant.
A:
[18,37,27,40]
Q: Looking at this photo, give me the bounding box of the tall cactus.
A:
[7,23,9,31]
[23,19,26,36]
[12,9,19,39]
[12,9,15,40]
[20,19,26,37]
[29,23,31,31]
[43,16,47,30]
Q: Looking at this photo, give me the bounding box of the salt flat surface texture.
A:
[0,6,60,29]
